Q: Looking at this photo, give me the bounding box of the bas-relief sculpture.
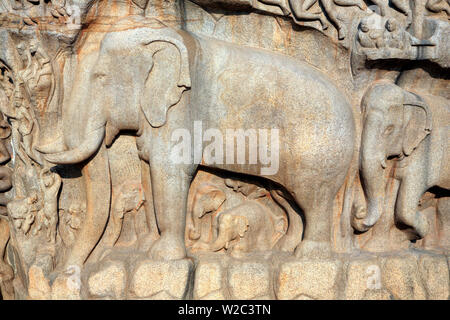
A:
[0,0,447,300]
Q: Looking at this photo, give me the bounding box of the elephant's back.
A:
[190,33,354,132]
[189,34,355,178]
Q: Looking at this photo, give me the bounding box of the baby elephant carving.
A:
[352,82,449,239]
[188,184,226,242]
[193,200,286,256]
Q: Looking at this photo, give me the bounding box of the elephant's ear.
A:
[140,35,191,128]
[402,92,432,156]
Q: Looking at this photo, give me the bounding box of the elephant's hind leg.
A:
[395,178,429,239]
[293,183,335,259]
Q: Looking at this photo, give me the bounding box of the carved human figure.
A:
[258,0,290,15]
[7,193,39,235]
[27,39,54,112]
[38,168,61,243]
[9,83,35,167]
[288,0,329,30]
[369,0,411,20]
[103,182,144,248]
[357,16,385,49]
[290,0,365,39]
[384,18,405,49]
[16,42,34,85]
[59,204,84,246]
[352,82,449,239]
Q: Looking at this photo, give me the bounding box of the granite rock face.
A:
[0,0,448,300]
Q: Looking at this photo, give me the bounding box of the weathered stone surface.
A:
[418,254,449,300]
[194,261,224,299]
[130,259,193,299]
[381,255,427,300]
[344,258,381,300]
[88,261,127,299]
[0,0,448,301]
[276,259,341,300]
[228,262,271,300]
[27,265,51,300]
[51,274,81,300]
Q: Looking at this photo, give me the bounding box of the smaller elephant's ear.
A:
[236,216,249,238]
[402,92,432,156]
[140,31,191,128]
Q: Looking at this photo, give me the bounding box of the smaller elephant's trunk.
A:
[357,120,387,231]
[209,230,231,252]
[44,127,105,164]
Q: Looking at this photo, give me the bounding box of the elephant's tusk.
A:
[44,128,105,165]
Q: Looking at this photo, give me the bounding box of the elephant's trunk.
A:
[209,230,230,252]
[189,205,205,240]
[208,214,235,252]
[356,114,387,231]
[44,127,105,164]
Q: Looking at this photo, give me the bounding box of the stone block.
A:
[381,255,426,300]
[194,261,224,299]
[228,262,271,300]
[418,254,449,300]
[130,259,193,299]
[88,261,127,299]
[276,259,341,300]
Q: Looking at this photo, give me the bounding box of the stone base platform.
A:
[26,249,449,300]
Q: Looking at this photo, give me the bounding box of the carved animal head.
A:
[42,15,191,164]
[361,82,432,166]
[354,82,432,233]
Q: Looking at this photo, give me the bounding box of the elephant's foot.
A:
[295,240,333,260]
[402,211,429,239]
[149,233,186,261]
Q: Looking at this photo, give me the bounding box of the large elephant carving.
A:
[352,82,449,239]
[37,15,355,265]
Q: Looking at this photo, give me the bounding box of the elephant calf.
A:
[192,199,286,256]
[353,82,449,239]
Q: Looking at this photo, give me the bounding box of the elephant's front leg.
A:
[395,170,429,239]
[63,144,111,268]
[148,154,196,260]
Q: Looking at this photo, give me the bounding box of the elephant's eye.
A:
[383,125,394,136]
[94,73,107,81]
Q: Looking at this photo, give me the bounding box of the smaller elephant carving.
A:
[193,200,286,256]
[352,81,449,239]
[188,184,226,242]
